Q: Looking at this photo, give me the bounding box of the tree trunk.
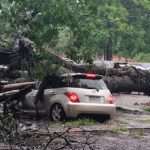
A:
[105,35,112,60]
[47,52,150,95]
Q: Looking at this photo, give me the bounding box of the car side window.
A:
[45,76,61,89]
[58,77,71,87]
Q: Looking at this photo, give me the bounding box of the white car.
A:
[130,64,147,70]
[129,63,150,71]
[93,60,114,68]
[17,73,116,121]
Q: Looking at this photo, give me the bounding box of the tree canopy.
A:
[0,0,150,62]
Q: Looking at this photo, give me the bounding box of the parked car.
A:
[147,67,150,72]
[93,60,114,68]
[130,64,147,70]
[113,62,128,68]
[16,73,116,121]
[129,63,150,71]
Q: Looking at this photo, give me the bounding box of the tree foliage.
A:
[0,0,150,61]
[134,53,150,62]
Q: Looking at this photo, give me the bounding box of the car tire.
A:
[103,114,111,121]
[50,103,65,121]
[95,114,110,122]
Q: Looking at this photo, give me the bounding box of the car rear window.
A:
[71,79,108,90]
[59,78,108,90]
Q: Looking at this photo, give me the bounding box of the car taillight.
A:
[86,74,96,79]
[108,95,114,104]
[65,92,79,103]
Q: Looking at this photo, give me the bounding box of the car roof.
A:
[61,73,103,79]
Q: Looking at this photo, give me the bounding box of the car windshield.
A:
[59,78,108,90]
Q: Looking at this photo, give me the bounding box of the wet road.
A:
[115,93,150,111]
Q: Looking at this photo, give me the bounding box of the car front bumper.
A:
[65,102,116,118]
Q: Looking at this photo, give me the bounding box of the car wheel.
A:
[50,104,65,121]
[103,114,111,121]
[94,114,110,122]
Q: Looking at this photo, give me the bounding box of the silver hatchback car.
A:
[17,73,116,121]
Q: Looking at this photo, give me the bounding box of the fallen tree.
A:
[0,36,150,96]
[43,52,150,96]
[2,82,35,92]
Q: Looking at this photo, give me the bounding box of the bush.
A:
[133,53,150,62]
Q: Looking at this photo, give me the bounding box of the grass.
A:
[142,106,150,112]
[64,118,98,126]
[111,125,127,133]
[136,119,150,123]
[129,129,144,137]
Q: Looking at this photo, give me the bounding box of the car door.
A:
[23,89,57,116]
